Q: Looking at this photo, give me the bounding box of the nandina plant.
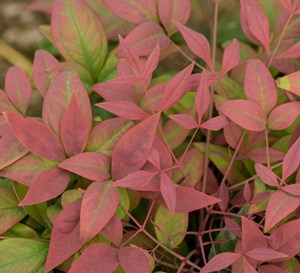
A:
[0,0,300,272]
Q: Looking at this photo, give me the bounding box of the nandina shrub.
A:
[0,0,300,272]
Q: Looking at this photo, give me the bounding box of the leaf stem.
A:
[265,129,270,168]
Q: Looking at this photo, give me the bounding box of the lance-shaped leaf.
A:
[0,238,49,273]
[112,113,160,180]
[175,22,213,70]
[158,0,191,35]
[0,129,28,170]
[19,167,69,206]
[168,114,198,129]
[159,63,194,111]
[217,100,266,132]
[60,95,90,157]
[282,137,300,181]
[201,252,242,273]
[33,50,64,97]
[281,184,300,197]
[200,116,229,131]
[116,22,169,57]
[221,39,240,76]
[5,67,32,115]
[51,0,107,77]
[80,182,119,244]
[240,0,270,53]
[244,147,284,164]
[59,152,110,181]
[265,190,300,232]
[243,257,257,273]
[276,71,300,96]
[0,90,17,113]
[96,101,149,120]
[270,218,300,258]
[103,0,158,25]
[45,199,83,272]
[254,163,278,187]
[276,41,300,59]
[68,243,119,273]
[160,172,176,216]
[175,186,220,213]
[195,72,210,123]
[143,44,160,78]
[246,247,288,262]
[118,246,151,273]
[244,59,277,114]
[86,118,134,156]
[101,215,123,246]
[4,112,65,161]
[268,102,300,130]
[43,72,92,137]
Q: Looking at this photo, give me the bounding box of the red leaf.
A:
[243,257,258,273]
[240,0,270,53]
[270,218,300,258]
[158,0,191,35]
[101,215,123,246]
[276,41,300,59]
[175,22,213,70]
[33,50,64,97]
[61,95,90,157]
[218,182,229,212]
[112,113,160,180]
[59,152,110,181]
[244,147,285,164]
[200,116,229,131]
[201,252,242,273]
[80,182,119,243]
[221,39,240,76]
[160,172,176,216]
[104,0,158,25]
[0,90,16,113]
[143,44,160,78]
[281,184,300,196]
[96,101,149,120]
[118,246,151,273]
[168,114,198,129]
[265,190,300,232]
[242,216,267,252]
[68,243,119,273]
[19,168,69,206]
[113,171,158,191]
[175,186,220,213]
[243,181,251,202]
[159,63,194,111]
[5,67,32,115]
[282,137,300,181]
[217,100,266,132]
[268,102,300,130]
[195,72,211,122]
[148,147,161,170]
[254,163,278,188]
[45,199,83,272]
[244,59,277,114]
[278,0,293,12]
[245,247,288,262]
[4,112,65,161]
[259,265,287,273]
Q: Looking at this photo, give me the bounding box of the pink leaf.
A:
[200,116,229,131]
[278,0,293,12]
[282,137,300,181]
[244,147,284,164]
[5,67,32,115]
[112,113,160,180]
[268,102,300,130]
[4,112,65,161]
[158,0,191,35]
[61,95,90,157]
[259,265,287,273]
[245,247,288,262]
[59,152,110,181]
[159,63,194,111]
[243,257,258,273]
[80,182,119,243]
[33,50,64,97]
[244,59,277,114]
[201,252,242,273]
[195,72,211,122]
[175,22,213,70]
[276,41,300,59]
[265,190,300,232]
[254,163,278,188]
[19,168,69,206]
[281,184,300,197]
[276,71,300,96]
[148,147,161,170]
[101,215,123,246]
[104,0,158,25]
[69,243,119,273]
[96,101,149,120]
[243,181,251,202]
[240,0,270,53]
[168,114,198,129]
[175,186,220,213]
[118,246,151,273]
[221,39,240,76]
[0,90,16,113]
[143,44,160,78]
[242,216,267,252]
[45,199,83,272]
[160,172,176,216]
[217,100,266,132]
[218,182,229,212]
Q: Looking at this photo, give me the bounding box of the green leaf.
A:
[97,49,118,82]
[61,189,83,208]
[116,188,130,220]
[154,205,188,249]
[2,223,39,239]
[0,238,49,273]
